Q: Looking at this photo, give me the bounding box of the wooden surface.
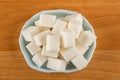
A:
[0,0,120,80]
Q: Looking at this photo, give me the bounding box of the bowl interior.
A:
[19,9,96,73]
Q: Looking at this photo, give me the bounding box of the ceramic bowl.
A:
[19,9,96,73]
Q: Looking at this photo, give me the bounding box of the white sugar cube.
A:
[60,29,76,48]
[39,27,50,32]
[71,54,88,70]
[46,35,60,52]
[77,31,95,47]
[68,19,83,38]
[26,41,41,55]
[47,57,66,71]
[34,20,39,26]
[52,19,67,35]
[65,13,83,23]
[60,47,79,62]
[39,14,56,27]
[33,30,51,46]
[42,45,58,58]
[22,26,39,41]
[32,52,47,67]
[76,41,89,55]
[35,20,50,30]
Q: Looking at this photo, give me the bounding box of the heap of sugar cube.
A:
[22,13,96,72]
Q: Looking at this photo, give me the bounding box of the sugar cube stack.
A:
[22,13,96,71]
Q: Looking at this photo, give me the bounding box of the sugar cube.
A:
[71,54,88,70]
[42,45,58,58]
[60,47,79,62]
[33,30,51,46]
[47,57,66,71]
[76,41,89,55]
[65,13,83,23]
[46,35,60,52]
[22,26,39,41]
[60,29,76,48]
[68,19,83,38]
[26,41,41,55]
[77,31,95,47]
[32,52,47,67]
[34,20,50,30]
[39,27,50,32]
[52,19,67,35]
[39,14,56,27]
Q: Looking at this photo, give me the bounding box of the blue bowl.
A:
[19,9,96,73]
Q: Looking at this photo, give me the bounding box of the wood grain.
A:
[0,0,120,80]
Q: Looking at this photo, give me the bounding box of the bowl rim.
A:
[19,9,96,73]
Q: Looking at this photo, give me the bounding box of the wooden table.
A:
[0,0,120,80]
